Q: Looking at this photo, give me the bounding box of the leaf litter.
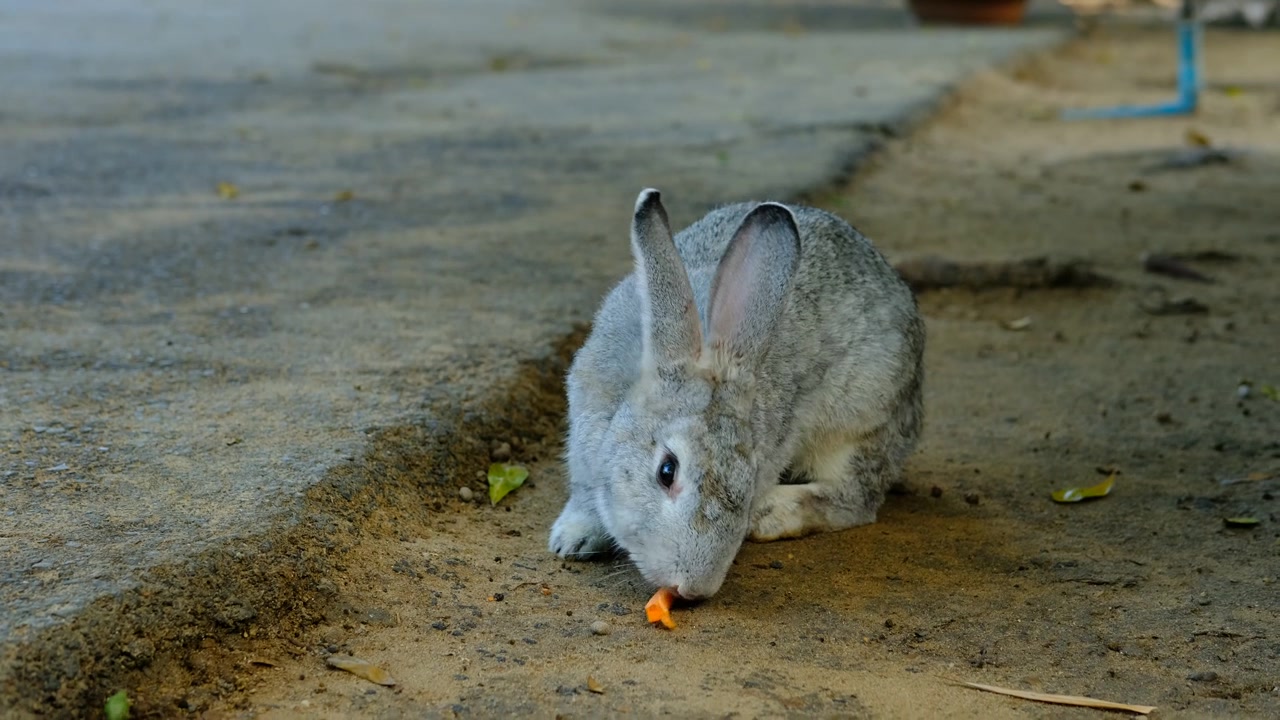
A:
[326,655,397,686]
[1218,469,1279,486]
[1223,517,1260,528]
[1000,316,1032,331]
[1052,472,1116,504]
[104,690,131,720]
[487,463,529,505]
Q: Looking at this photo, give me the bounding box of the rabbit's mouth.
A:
[673,584,709,602]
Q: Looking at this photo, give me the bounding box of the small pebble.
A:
[964,492,980,506]
[1188,670,1218,682]
[491,442,512,462]
[458,486,474,502]
[769,560,783,569]
[590,621,611,636]
[930,485,943,498]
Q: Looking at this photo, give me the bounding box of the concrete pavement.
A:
[0,0,1068,712]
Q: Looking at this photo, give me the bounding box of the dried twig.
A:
[958,681,1156,715]
[894,256,1113,293]
[1141,252,1214,283]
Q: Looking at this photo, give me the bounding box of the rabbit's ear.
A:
[707,202,800,362]
[631,188,702,367]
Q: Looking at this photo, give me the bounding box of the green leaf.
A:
[488,463,529,506]
[1052,472,1115,504]
[104,690,130,720]
[1224,517,1260,528]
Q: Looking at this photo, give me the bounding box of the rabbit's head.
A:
[599,189,800,599]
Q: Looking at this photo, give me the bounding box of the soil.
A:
[166,23,1277,719]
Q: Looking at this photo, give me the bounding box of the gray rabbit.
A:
[549,189,924,600]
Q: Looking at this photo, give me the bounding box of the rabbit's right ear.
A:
[631,188,702,369]
[707,202,800,364]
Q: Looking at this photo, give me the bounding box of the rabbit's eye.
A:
[657,454,678,490]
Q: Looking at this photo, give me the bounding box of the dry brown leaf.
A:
[1185,128,1212,147]
[960,681,1154,714]
[326,655,398,686]
[587,676,604,694]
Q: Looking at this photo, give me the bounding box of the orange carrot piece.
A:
[645,587,678,629]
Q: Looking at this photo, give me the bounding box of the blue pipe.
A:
[1062,0,1201,120]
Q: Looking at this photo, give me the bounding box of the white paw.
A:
[748,484,817,542]
[549,501,614,559]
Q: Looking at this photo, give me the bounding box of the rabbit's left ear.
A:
[631,188,703,369]
[707,203,800,362]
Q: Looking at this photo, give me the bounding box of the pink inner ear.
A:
[709,243,758,350]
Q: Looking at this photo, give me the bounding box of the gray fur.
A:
[549,188,924,600]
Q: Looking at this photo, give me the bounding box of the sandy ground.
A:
[165,24,1280,719]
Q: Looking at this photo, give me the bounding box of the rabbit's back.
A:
[671,202,922,464]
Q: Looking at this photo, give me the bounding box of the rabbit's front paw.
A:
[550,499,614,559]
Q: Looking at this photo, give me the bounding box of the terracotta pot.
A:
[907,0,1029,26]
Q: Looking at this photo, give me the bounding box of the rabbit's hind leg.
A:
[748,429,899,542]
